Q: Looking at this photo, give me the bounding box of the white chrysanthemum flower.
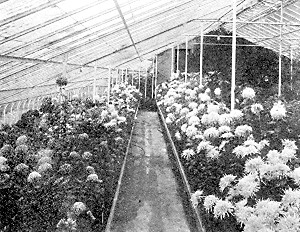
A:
[174,131,182,141]
[235,203,254,225]
[181,123,188,132]
[214,88,221,96]
[257,227,275,232]
[230,109,244,120]
[281,188,300,208]
[205,88,211,94]
[213,200,234,219]
[173,103,183,113]
[188,102,198,110]
[180,107,190,116]
[202,112,220,125]
[219,113,233,126]
[282,139,298,151]
[0,156,7,165]
[290,167,300,185]
[197,141,211,153]
[262,163,290,179]
[258,140,269,150]
[38,163,52,173]
[235,174,260,198]
[203,195,219,212]
[188,115,200,125]
[233,145,247,158]
[267,150,282,164]
[186,125,198,138]
[243,215,265,232]
[198,103,206,112]
[27,171,42,183]
[270,101,286,120]
[221,132,234,139]
[165,117,172,124]
[181,149,195,160]
[245,157,264,174]
[87,173,99,182]
[233,143,258,158]
[186,109,198,119]
[72,202,87,216]
[242,87,255,99]
[207,104,219,114]
[251,103,264,115]
[255,199,281,223]
[190,190,203,208]
[218,126,231,134]
[57,218,77,230]
[219,174,237,192]
[203,127,219,139]
[166,113,176,122]
[206,147,220,159]
[281,148,296,163]
[198,93,211,102]
[277,214,300,232]
[235,125,252,137]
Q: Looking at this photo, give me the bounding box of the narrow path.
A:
[108,111,192,232]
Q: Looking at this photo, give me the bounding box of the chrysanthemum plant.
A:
[157,79,300,231]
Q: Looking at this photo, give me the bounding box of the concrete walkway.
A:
[108,111,192,232]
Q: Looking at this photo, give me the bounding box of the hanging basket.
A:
[56,76,68,87]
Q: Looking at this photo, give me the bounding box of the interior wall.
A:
[157,49,172,84]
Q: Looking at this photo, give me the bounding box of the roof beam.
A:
[0,0,103,46]
[0,0,65,27]
[113,0,142,62]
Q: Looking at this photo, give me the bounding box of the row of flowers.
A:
[0,83,141,232]
[157,79,300,232]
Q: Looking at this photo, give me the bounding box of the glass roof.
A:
[0,0,300,104]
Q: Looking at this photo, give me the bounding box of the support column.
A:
[199,23,204,86]
[171,46,174,74]
[185,36,188,82]
[3,104,8,124]
[176,44,179,72]
[145,68,148,99]
[93,67,97,102]
[231,0,237,111]
[152,58,155,98]
[278,0,283,97]
[107,68,111,103]
[138,68,141,91]
[290,47,293,90]
[121,69,124,83]
[125,68,128,84]
[155,54,158,98]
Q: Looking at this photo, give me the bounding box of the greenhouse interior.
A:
[1,0,300,231]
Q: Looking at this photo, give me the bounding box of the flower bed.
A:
[0,84,141,232]
[157,79,300,232]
